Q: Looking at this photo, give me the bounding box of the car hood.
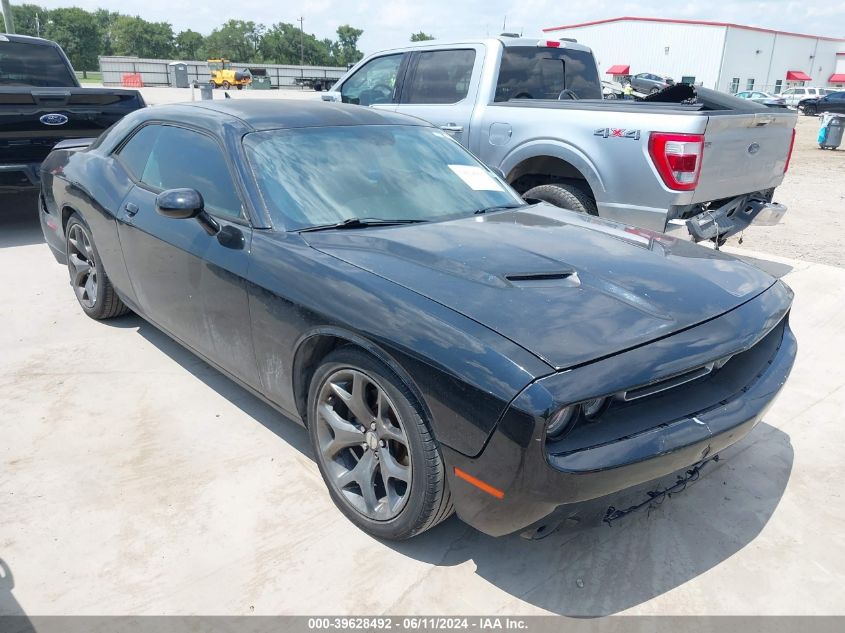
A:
[302,205,775,370]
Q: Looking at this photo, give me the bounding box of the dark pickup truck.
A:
[1,33,145,193]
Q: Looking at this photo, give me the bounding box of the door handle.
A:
[124,202,139,216]
[440,124,464,133]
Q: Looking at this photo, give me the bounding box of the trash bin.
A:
[198,82,214,101]
[168,62,190,88]
[818,113,844,150]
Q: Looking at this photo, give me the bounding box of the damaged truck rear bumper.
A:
[666,194,787,243]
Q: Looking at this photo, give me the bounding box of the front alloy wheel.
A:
[315,368,411,520]
[307,347,453,540]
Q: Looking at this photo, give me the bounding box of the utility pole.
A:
[298,16,304,68]
[1,0,16,34]
[35,12,40,37]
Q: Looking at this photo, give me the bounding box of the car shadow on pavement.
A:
[386,421,793,616]
[0,559,35,630]
[105,313,313,458]
[0,194,45,249]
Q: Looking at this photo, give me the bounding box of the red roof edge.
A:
[543,16,845,43]
[606,64,630,75]
[786,70,812,81]
[829,74,845,82]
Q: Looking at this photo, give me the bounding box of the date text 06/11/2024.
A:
[306,617,528,630]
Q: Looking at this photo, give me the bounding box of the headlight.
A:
[581,397,609,420]
[546,405,577,438]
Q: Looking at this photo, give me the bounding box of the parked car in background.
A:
[324,37,797,245]
[39,100,797,541]
[0,34,145,195]
[780,86,832,108]
[734,90,787,107]
[797,91,845,116]
[630,72,674,94]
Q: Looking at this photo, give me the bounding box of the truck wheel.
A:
[65,214,130,320]
[222,81,230,90]
[523,183,598,216]
[236,84,243,90]
[307,347,454,540]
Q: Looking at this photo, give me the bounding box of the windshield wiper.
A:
[299,217,427,233]
[473,204,525,215]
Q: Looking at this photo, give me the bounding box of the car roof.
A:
[0,33,63,48]
[167,99,431,132]
[365,36,593,55]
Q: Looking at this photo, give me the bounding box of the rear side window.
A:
[118,125,161,181]
[403,49,475,104]
[0,41,76,87]
[495,46,601,101]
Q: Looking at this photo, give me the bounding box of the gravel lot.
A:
[726,115,845,267]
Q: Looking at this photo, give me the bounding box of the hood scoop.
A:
[504,271,580,288]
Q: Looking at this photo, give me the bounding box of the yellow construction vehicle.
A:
[207,59,251,90]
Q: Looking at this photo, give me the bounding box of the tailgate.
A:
[0,88,144,164]
[693,111,796,203]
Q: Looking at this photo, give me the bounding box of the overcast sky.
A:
[33,0,845,53]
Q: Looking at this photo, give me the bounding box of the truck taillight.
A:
[648,132,704,191]
[784,128,796,173]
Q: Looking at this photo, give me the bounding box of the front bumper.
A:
[442,283,796,537]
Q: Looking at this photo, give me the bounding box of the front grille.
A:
[547,316,788,455]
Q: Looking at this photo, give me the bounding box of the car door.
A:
[393,47,479,147]
[113,123,261,388]
[335,53,409,110]
[826,92,845,114]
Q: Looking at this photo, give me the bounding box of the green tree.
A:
[10,4,47,37]
[94,9,120,56]
[259,22,331,65]
[43,8,101,71]
[410,31,435,42]
[333,25,363,66]
[201,20,263,62]
[111,15,175,59]
[175,29,204,60]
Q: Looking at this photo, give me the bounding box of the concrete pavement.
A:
[1,202,843,616]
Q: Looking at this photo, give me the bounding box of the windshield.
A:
[244,125,524,230]
[0,41,76,87]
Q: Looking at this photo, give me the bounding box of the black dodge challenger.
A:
[39,100,797,540]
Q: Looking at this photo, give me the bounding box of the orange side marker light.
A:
[453,467,505,499]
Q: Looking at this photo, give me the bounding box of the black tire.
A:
[804,105,817,116]
[649,87,660,94]
[523,183,598,215]
[65,213,130,320]
[307,347,453,540]
[236,84,243,90]
[222,81,230,90]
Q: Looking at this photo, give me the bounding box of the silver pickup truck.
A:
[322,37,797,243]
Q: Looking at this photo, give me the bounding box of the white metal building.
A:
[543,17,845,93]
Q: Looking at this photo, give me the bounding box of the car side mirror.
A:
[155,188,204,219]
[155,188,221,236]
[321,91,342,102]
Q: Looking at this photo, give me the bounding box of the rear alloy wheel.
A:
[650,87,660,94]
[65,214,130,320]
[307,347,453,539]
[523,182,598,215]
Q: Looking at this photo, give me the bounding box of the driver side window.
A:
[340,54,404,106]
